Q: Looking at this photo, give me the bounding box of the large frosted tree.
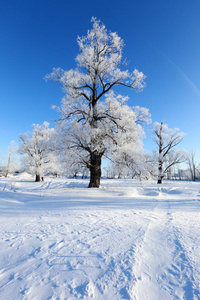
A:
[46,17,146,187]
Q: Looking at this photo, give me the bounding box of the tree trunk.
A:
[157,123,163,184]
[88,93,103,188]
[35,174,41,182]
[88,152,102,188]
[157,159,163,184]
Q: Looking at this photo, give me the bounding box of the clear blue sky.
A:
[1,0,200,161]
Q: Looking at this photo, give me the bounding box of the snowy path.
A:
[0,175,200,299]
[132,197,200,299]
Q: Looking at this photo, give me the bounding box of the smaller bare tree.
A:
[152,122,185,184]
[186,151,200,181]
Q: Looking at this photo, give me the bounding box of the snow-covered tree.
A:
[109,148,154,180]
[107,106,152,180]
[59,146,84,178]
[19,122,56,182]
[1,141,19,177]
[46,17,147,187]
[52,123,88,178]
[152,122,185,184]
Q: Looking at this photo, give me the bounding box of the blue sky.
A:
[1,0,200,162]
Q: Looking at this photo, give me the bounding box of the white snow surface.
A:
[1,173,200,300]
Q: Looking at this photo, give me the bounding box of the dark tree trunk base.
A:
[88,152,102,188]
[88,180,100,188]
[35,175,41,182]
[88,171,101,188]
[157,179,162,184]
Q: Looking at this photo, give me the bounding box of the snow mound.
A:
[144,190,160,197]
[167,187,184,195]
[13,171,33,181]
[66,181,88,188]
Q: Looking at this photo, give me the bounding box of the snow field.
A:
[0,175,200,299]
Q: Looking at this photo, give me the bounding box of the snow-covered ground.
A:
[0,173,200,300]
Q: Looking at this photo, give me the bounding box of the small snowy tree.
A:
[110,149,154,180]
[108,106,152,180]
[1,141,19,177]
[152,122,185,184]
[19,122,55,182]
[53,124,88,178]
[59,147,84,178]
[46,17,146,187]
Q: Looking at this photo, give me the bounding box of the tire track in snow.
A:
[131,199,200,300]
